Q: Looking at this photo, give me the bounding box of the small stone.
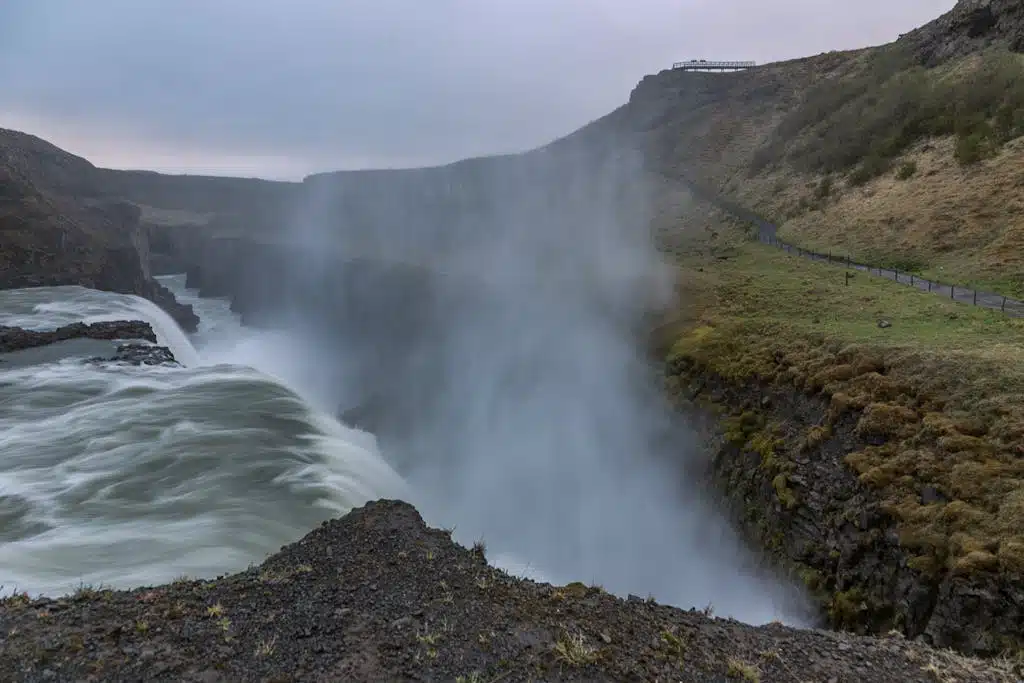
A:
[877,319,892,328]
[920,485,945,504]
[760,395,772,408]
[838,642,851,652]
[600,631,612,644]
[391,616,413,630]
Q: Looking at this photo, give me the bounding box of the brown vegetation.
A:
[626,2,1024,298]
[658,203,1024,653]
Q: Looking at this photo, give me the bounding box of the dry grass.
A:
[775,134,1024,298]
[552,632,600,667]
[665,238,1024,579]
[743,49,1024,296]
[640,39,1024,300]
[725,657,761,681]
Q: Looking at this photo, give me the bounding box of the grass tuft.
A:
[553,632,600,667]
[726,657,761,681]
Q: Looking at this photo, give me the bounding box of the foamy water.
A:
[0,277,811,627]
[0,280,407,597]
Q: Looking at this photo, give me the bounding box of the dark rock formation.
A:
[94,342,178,366]
[0,129,199,332]
[668,357,1024,657]
[0,320,156,353]
[0,499,1014,682]
[902,0,1024,65]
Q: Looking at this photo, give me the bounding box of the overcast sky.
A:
[0,1,955,179]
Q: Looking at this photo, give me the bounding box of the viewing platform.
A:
[672,60,756,72]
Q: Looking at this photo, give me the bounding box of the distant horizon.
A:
[0,0,955,179]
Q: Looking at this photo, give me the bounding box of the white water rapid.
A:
[0,278,407,597]
[0,275,811,627]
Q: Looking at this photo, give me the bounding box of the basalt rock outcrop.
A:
[92,342,179,366]
[904,0,1024,64]
[667,352,1024,657]
[0,320,157,353]
[0,320,177,366]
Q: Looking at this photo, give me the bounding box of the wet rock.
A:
[0,320,156,353]
[94,343,178,366]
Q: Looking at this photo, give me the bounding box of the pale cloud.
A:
[0,0,955,178]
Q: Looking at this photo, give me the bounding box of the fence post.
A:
[950,284,955,299]
[895,269,899,283]
[928,280,932,292]
[973,290,977,306]
[1003,296,1007,312]
[847,255,851,267]
[828,250,832,262]
[845,272,851,287]
[910,273,914,286]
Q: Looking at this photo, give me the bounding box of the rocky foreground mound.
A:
[0,501,1016,682]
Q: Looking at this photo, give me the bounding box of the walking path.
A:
[673,172,1024,318]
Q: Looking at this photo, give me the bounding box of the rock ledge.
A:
[0,500,1015,682]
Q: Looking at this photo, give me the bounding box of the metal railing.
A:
[667,171,1024,317]
[759,233,1024,317]
[672,60,757,71]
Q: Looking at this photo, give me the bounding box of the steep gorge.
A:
[4,0,1024,660]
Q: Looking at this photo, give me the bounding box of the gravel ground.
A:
[1,500,1018,682]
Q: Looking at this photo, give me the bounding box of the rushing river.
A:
[0,275,811,626]
[0,277,406,596]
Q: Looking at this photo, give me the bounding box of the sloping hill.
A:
[624,0,1024,295]
[0,129,198,329]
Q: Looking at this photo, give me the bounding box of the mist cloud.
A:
[1,0,953,176]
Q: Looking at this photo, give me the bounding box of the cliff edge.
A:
[0,129,198,331]
[1,500,1015,682]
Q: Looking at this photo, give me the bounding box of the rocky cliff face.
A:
[669,358,1024,657]
[905,0,1024,64]
[0,129,198,331]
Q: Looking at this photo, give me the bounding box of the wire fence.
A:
[667,170,1024,319]
[758,231,1024,318]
